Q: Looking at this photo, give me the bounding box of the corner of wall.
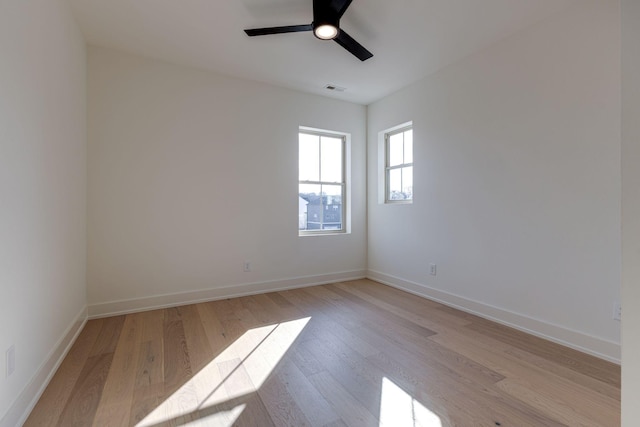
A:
[1,307,88,427]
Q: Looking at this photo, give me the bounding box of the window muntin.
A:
[385,126,413,202]
[299,130,346,234]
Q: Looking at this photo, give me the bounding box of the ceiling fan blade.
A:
[334,29,373,61]
[329,0,353,19]
[244,24,312,37]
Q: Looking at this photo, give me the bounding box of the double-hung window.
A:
[298,130,346,234]
[385,126,413,202]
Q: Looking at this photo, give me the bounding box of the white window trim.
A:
[378,122,413,204]
[298,127,349,236]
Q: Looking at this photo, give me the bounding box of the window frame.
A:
[384,125,413,204]
[298,129,347,236]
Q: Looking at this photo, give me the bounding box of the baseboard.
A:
[88,270,368,319]
[1,306,88,427]
[367,270,621,364]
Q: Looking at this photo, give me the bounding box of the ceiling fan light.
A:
[314,24,338,40]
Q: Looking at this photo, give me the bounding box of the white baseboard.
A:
[1,306,88,427]
[367,270,621,364]
[88,270,367,319]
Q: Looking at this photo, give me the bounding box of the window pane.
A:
[388,167,412,201]
[404,129,413,164]
[322,183,342,197]
[402,166,413,200]
[389,168,402,200]
[299,184,320,230]
[320,136,342,183]
[299,133,319,181]
[389,132,404,167]
[385,126,413,203]
[320,184,342,230]
[299,183,320,196]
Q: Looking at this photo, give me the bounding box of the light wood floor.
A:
[25,279,620,426]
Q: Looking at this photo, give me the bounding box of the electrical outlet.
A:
[243,261,251,272]
[6,345,15,377]
[429,263,437,276]
[613,301,622,321]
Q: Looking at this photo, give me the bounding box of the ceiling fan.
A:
[244,0,373,61]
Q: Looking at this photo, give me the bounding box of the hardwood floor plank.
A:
[426,328,615,425]
[134,311,165,390]
[146,308,199,425]
[258,372,311,427]
[26,280,620,427]
[496,376,619,426]
[230,392,276,427]
[332,281,467,334]
[163,308,192,390]
[466,319,621,387]
[265,291,295,309]
[217,358,256,400]
[139,308,165,343]
[129,309,165,426]
[301,286,438,352]
[346,279,472,327]
[54,317,124,425]
[442,388,568,427]
[278,290,379,358]
[129,383,165,426]
[195,301,230,358]
[307,371,379,427]
[216,359,276,426]
[274,358,341,427]
[92,314,143,426]
[23,319,104,427]
[300,336,382,418]
[89,316,126,357]
[212,298,259,339]
[504,345,621,401]
[241,293,302,325]
[505,362,620,424]
[180,304,214,373]
[56,353,114,426]
[440,320,621,412]
[324,283,438,337]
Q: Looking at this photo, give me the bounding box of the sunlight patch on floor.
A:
[137,317,311,427]
[180,404,246,427]
[380,377,442,427]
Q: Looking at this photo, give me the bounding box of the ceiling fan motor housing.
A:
[313,0,340,39]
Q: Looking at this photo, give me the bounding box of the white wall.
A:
[622,0,640,423]
[0,0,87,424]
[367,0,621,361]
[87,47,367,314]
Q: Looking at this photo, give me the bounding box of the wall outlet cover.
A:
[429,263,437,276]
[6,345,15,377]
[613,301,622,321]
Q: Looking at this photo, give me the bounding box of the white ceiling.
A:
[67,0,577,105]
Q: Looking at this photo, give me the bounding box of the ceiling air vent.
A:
[325,84,346,92]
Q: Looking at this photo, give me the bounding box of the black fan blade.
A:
[329,0,353,18]
[245,24,312,36]
[334,29,373,61]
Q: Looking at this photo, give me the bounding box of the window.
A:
[298,129,346,234]
[385,126,413,202]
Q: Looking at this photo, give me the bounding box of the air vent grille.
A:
[325,84,346,92]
